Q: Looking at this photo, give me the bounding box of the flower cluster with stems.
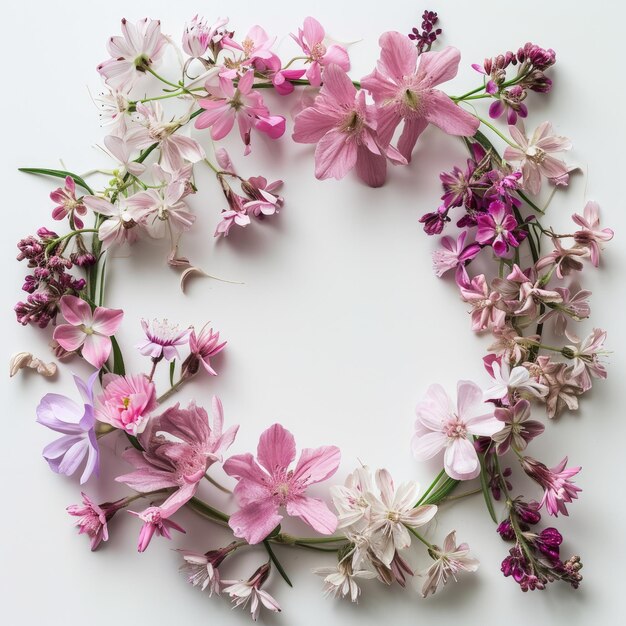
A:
[11,9,612,620]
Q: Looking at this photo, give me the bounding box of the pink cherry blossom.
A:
[97,18,168,90]
[194,70,285,155]
[95,373,157,435]
[572,201,613,267]
[53,295,123,369]
[291,17,350,86]
[50,176,87,228]
[117,398,238,517]
[432,231,480,277]
[223,423,340,544]
[361,32,479,161]
[293,64,406,187]
[412,381,502,480]
[503,122,572,194]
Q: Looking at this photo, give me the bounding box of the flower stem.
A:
[475,116,517,147]
[415,468,446,506]
[146,67,181,89]
[203,472,232,494]
[407,525,434,549]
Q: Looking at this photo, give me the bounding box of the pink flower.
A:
[535,238,586,279]
[117,398,238,517]
[565,328,608,391]
[521,456,581,516]
[194,71,285,155]
[82,195,143,249]
[293,64,406,187]
[314,560,376,602]
[503,122,572,194]
[456,267,506,332]
[223,423,341,544]
[361,33,479,161]
[260,54,306,95]
[242,176,284,216]
[178,542,238,595]
[95,373,157,435]
[129,506,186,552]
[484,360,549,403]
[183,324,227,376]
[67,492,127,551]
[572,201,613,267]
[291,17,350,86]
[136,319,191,361]
[222,563,281,621]
[432,231,480,277]
[97,18,168,90]
[492,399,545,455]
[412,381,502,480]
[223,25,275,62]
[420,530,479,597]
[53,295,123,369]
[50,176,87,228]
[476,200,520,257]
[182,15,227,57]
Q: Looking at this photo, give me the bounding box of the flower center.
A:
[122,396,131,409]
[340,110,363,135]
[80,324,95,335]
[242,37,255,57]
[444,415,467,438]
[310,42,326,61]
[526,146,546,164]
[387,511,401,523]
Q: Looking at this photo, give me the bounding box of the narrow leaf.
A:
[263,540,293,587]
[479,453,498,523]
[169,360,176,387]
[110,335,125,375]
[18,167,94,194]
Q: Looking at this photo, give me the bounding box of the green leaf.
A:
[263,540,293,587]
[18,168,94,195]
[125,433,143,451]
[110,335,125,375]
[479,453,498,523]
[169,360,176,387]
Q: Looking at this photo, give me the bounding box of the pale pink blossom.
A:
[178,542,238,595]
[95,89,132,127]
[117,398,238,516]
[572,201,613,267]
[521,456,581,516]
[529,356,583,418]
[222,563,281,621]
[361,33,479,161]
[242,176,284,216]
[364,469,438,566]
[314,560,376,602]
[291,17,350,86]
[484,360,549,403]
[136,319,191,361]
[223,423,340,544]
[223,25,275,61]
[50,176,87,228]
[420,530,479,597]
[564,328,608,391]
[537,287,591,336]
[97,18,168,90]
[503,122,572,194]
[129,505,186,552]
[293,64,406,187]
[53,295,123,369]
[456,267,506,331]
[413,381,502,480]
[535,237,586,279]
[95,373,157,435]
[67,492,127,550]
[330,466,375,529]
[183,15,228,57]
[432,231,480,277]
[194,71,285,155]
[103,132,146,177]
[83,195,143,249]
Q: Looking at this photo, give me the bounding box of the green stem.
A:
[203,472,232,494]
[475,116,517,147]
[416,468,446,506]
[187,496,230,523]
[263,541,293,587]
[440,487,482,502]
[146,67,181,89]
[407,525,434,550]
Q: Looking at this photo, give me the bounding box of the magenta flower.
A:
[412,381,502,480]
[572,201,614,267]
[117,398,238,518]
[503,122,572,194]
[432,231,480,277]
[136,318,191,361]
[184,324,227,376]
[476,201,520,257]
[67,492,127,550]
[95,374,157,435]
[36,371,100,484]
[52,295,123,369]
[521,456,582,516]
[293,64,406,187]
[261,54,306,96]
[223,423,341,544]
[291,17,350,86]
[97,18,168,90]
[50,176,87,228]
[361,32,479,161]
[194,71,285,155]
[129,506,186,552]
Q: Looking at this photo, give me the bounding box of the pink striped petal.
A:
[81,334,112,369]
[286,495,338,534]
[59,295,92,325]
[53,324,86,351]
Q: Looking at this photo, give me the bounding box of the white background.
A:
[1,1,624,624]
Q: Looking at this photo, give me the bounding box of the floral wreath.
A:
[12,10,613,621]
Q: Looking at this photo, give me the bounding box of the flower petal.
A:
[257,423,297,475]
[286,495,338,534]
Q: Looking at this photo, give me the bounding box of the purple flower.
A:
[36,371,100,484]
[419,205,450,235]
[476,201,520,257]
[136,318,191,361]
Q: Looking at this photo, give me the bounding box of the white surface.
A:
[1,1,624,624]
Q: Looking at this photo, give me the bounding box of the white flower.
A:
[484,360,548,402]
[421,530,479,597]
[314,560,376,603]
[330,466,374,529]
[179,552,221,596]
[222,564,280,622]
[365,469,437,566]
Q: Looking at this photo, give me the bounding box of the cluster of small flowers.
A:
[15,225,87,328]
